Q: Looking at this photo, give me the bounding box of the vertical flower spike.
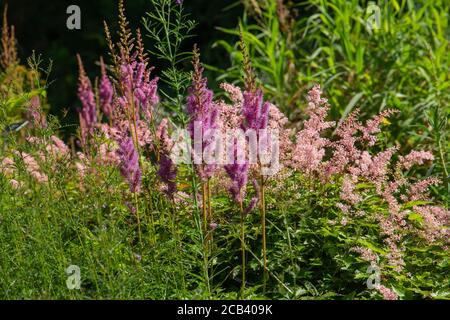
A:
[117,136,142,193]
[77,54,97,146]
[117,53,159,120]
[224,140,250,204]
[157,119,178,197]
[99,57,114,119]
[240,36,270,132]
[186,44,219,180]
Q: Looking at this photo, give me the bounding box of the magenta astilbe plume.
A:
[118,53,159,120]
[158,153,178,197]
[156,119,178,197]
[99,57,114,119]
[117,136,142,193]
[224,140,249,204]
[242,88,270,131]
[186,46,219,180]
[77,55,97,145]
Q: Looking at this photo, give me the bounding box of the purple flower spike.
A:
[242,88,270,131]
[77,55,97,145]
[99,57,114,119]
[158,153,178,197]
[117,136,142,193]
[187,45,219,180]
[224,140,249,204]
[118,54,159,120]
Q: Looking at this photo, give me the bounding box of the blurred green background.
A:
[5,0,240,128]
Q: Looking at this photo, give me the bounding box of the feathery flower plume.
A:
[77,54,97,147]
[224,141,249,204]
[99,57,114,119]
[156,119,177,197]
[186,44,219,180]
[117,136,141,193]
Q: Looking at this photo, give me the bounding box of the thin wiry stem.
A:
[239,200,246,299]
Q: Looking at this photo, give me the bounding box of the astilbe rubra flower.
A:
[156,119,178,197]
[99,57,114,119]
[77,55,97,146]
[117,52,159,121]
[224,145,249,204]
[14,151,48,183]
[116,136,142,193]
[291,85,334,174]
[288,85,448,274]
[186,45,219,180]
[376,285,398,300]
[241,88,270,132]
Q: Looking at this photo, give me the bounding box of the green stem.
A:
[240,201,245,299]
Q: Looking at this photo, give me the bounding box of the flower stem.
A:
[239,201,245,299]
[134,192,142,245]
[260,170,267,291]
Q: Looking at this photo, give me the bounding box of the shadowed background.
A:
[4,0,240,131]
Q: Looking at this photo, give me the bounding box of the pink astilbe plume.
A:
[186,45,219,180]
[116,136,141,193]
[15,151,48,183]
[376,285,398,300]
[224,140,249,204]
[117,52,159,121]
[399,151,434,170]
[77,54,97,147]
[291,85,334,174]
[156,119,178,197]
[99,57,114,119]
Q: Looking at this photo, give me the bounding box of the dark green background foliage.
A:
[5,0,240,131]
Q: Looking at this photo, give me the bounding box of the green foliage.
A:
[143,0,197,125]
[214,0,450,197]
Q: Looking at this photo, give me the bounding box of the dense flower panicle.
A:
[98,143,121,166]
[99,58,114,119]
[361,109,398,146]
[399,151,434,170]
[376,285,398,300]
[351,247,378,263]
[291,85,333,174]
[77,55,97,145]
[15,151,48,183]
[0,157,15,176]
[118,53,159,120]
[242,88,270,131]
[156,119,178,196]
[406,177,440,201]
[158,153,178,197]
[413,205,450,243]
[187,46,219,180]
[156,118,174,151]
[221,83,243,104]
[224,140,249,204]
[117,136,141,193]
[340,175,362,204]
